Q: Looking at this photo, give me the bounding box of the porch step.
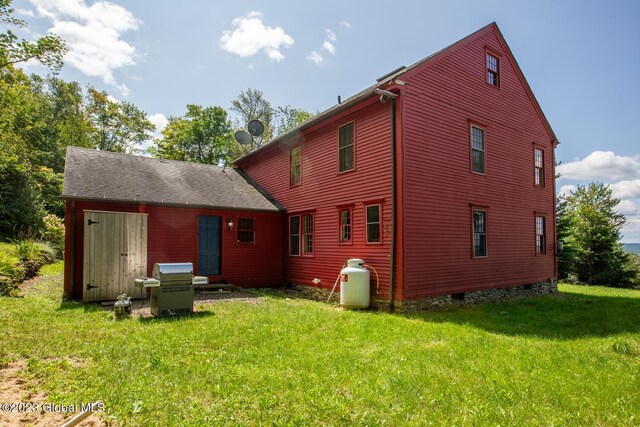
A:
[195,283,235,292]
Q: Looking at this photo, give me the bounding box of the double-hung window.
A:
[486,53,499,87]
[536,216,546,254]
[338,122,354,172]
[290,147,301,186]
[534,148,545,187]
[366,205,381,243]
[339,208,351,243]
[289,214,313,255]
[473,209,487,257]
[471,126,485,174]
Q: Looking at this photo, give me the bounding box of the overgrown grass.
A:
[1,272,639,426]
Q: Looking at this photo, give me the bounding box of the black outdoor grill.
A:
[149,262,194,317]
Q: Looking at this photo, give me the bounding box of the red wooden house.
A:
[233,22,558,309]
[63,22,557,309]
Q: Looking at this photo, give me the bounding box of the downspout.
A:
[388,97,397,313]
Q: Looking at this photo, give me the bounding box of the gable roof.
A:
[233,22,557,165]
[62,146,282,212]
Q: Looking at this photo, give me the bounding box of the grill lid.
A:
[152,263,194,281]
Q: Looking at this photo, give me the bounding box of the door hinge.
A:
[86,283,99,290]
[87,219,100,225]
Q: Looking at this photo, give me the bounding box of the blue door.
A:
[198,216,221,275]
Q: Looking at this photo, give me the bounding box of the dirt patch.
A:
[0,360,105,427]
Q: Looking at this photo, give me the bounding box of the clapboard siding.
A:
[65,201,283,299]
[400,26,556,298]
[237,99,398,298]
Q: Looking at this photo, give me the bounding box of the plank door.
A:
[198,216,221,276]
[83,211,148,302]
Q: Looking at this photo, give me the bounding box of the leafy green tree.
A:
[564,182,631,286]
[230,88,275,149]
[87,87,155,153]
[274,105,314,137]
[0,0,66,72]
[556,194,575,279]
[152,105,234,165]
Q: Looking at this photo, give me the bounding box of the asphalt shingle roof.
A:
[62,147,282,212]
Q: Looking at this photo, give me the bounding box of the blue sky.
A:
[13,0,640,241]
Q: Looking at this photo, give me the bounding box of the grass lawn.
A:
[1,264,639,426]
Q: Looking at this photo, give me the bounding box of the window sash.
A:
[473,210,487,257]
[289,216,300,256]
[339,209,351,242]
[302,214,313,254]
[536,216,546,254]
[471,126,485,174]
[237,218,255,244]
[290,147,301,185]
[366,205,381,243]
[339,123,354,172]
[535,148,544,186]
[486,54,499,87]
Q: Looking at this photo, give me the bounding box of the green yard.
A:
[1,263,639,426]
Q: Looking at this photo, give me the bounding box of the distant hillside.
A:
[623,243,640,256]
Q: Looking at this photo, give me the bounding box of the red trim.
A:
[290,146,302,187]
[471,207,488,259]
[469,123,487,176]
[337,121,356,174]
[365,204,382,245]
[338,207,353,245]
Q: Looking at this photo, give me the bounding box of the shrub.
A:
[0,250,23,296]
[42,214,65,256]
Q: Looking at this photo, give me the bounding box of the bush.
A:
[626,253,640,288]
[0,239,58,295]
[42,214,64,256]
[0,250,23,295]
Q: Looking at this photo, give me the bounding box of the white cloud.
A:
[306,51,324,65]
[339,20,351,29]
[220,11,294,62]
[325,29,336,42]
[147,113,168,137]
[322,40,335,55]
[617,199,640,216]
[557,151,640,181]
[610,180,640,199]
[29,0,140,96]
[17,8,35,17]
[558,184,577,196]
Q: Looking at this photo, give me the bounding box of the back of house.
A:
[234,22,558,308]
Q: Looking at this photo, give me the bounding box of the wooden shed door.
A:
[83,211,148,302]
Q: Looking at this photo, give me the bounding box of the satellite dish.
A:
[234,130,252,145]
[248,120,265,137]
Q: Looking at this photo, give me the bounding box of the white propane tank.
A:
[340,259,370,309]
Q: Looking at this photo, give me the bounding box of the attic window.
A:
[338,122,355,172]
[486,53,499,87]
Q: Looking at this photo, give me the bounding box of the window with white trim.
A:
[289,216,300,256]
[487,53,499,87]
[290,147,301,186]
[302,214,313,255]
[534,148,545,187]
[339,208,351,243]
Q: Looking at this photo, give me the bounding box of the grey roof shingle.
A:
[62,147,282,212]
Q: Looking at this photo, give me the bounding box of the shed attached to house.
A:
[62,146,284,301]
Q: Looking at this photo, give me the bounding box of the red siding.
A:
[237,99,397,298]
[64,201,283,299]
[399,26,556,298]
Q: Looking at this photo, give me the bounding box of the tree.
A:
[230,88,275,149]
[0,0,67,73]
[274,105,314,137]
[152,105,234,165]
[86,87,155,153]
[563,182,632,286]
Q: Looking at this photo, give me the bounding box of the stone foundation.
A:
[289,280,557,312]
[376,281,558,312]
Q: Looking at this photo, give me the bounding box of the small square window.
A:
[339,123,354,172]
[366,205,381,243]
[237,218,255,244]
[471,126,485,174]
[486,53,499,87]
